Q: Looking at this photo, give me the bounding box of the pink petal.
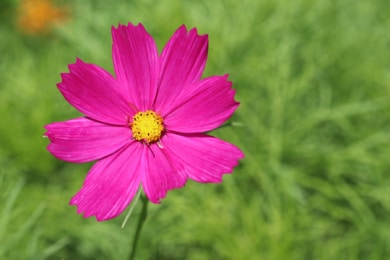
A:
[162,133,244,183]
[141,144,187,203]
[58,59,133,125]
[44,117,132,163]
[163,75,239,133]
[70,143,143,221]
[112,23,159,111]
[155,25,208,113]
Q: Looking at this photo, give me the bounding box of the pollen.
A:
[131,110,164,144]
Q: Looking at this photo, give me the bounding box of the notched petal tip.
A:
[69,200,103,221]
[64,57,84,71]
[179,24,208,38]
[57,58,86,89]
[190,27,208,41]
[43,124,56,141]
[111,22,146,33]
[44,131,54,142]
[69,201,106,222]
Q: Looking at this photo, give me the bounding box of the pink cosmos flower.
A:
[44,23,244,221]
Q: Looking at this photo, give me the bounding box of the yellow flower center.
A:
[131,110,164,143]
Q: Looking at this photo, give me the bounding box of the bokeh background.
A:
[1,0,390,259]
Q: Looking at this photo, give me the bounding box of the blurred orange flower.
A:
[17,0,69,35]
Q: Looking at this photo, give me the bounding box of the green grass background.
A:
[1,0,390,259]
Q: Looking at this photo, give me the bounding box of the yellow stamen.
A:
[131,110,164,144]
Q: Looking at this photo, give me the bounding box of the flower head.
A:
[17,0,69,35]
[44,23,244,221]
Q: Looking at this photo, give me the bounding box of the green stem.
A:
[129,194,148,260]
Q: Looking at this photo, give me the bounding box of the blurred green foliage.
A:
[0,0,390,259]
